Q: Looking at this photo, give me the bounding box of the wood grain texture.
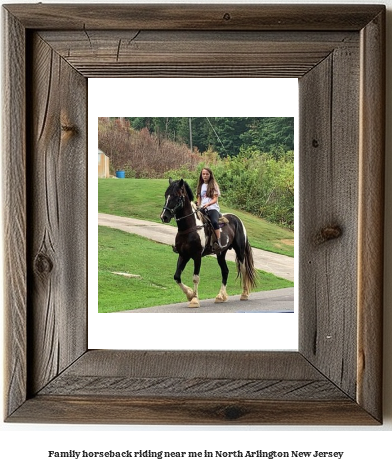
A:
[10,396,378,425]
[357,9,385,422]
[38,351,347,400]
[8,351,379,424]
[298,40,360,399]
[2,3,384,425]
[4,4,384,31]
[39,377,347,400]
[2,9,27,419]
[57,350,328,379]
[27,33,87,396]
[38,30,358,78]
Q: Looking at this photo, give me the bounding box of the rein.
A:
[176,207,205,234]
[175,209,197,222]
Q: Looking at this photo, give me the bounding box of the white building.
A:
[98,149,110,178]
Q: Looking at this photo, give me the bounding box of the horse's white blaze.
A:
[160,194,170,220]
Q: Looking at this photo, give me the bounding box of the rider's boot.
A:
[213,229,224,251]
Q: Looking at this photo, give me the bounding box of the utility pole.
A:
[189,117,193,151]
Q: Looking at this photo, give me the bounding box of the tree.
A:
[241,117,294,156]
[126,117,294,158]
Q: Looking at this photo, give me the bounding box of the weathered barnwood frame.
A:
[3,4,385,424]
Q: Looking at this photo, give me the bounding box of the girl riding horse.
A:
[161,177,257,308]
[196,167,224,250]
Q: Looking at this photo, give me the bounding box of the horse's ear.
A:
[169,177,173,184]
[179,179,184,187]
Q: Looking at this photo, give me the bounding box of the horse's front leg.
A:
[174,255,195,302]
[215,251,229,303]
[188,254,202,308]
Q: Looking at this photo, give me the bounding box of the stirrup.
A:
[213,240,223,251]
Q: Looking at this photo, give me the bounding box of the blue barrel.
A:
[116,170,125,179]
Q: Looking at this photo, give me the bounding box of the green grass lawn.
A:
[98,178,294,257]
[98,226,294,313]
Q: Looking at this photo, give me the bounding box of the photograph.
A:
[97,116,295,314]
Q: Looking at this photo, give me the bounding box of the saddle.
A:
[197,210,229,253]
[172,210,228,254]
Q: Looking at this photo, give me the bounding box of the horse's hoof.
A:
[215,295,228,303]
[240,294,249,301]
[184,289,195,301]
[188,298,200,308]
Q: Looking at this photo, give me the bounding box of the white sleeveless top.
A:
[200,183,220,212]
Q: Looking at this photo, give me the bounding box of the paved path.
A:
[120,287,294,313]
[98,213,294,281]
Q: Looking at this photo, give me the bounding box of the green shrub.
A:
[210,148,294,229]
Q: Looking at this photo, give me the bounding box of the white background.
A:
[1,0,391,473]
[89,77,299,351]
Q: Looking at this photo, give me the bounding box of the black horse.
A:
[160,178,257,307]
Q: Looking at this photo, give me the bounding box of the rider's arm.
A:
[203,193,218,208]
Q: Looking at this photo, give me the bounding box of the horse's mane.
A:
[182,180,194,202]
[168,178,194,202]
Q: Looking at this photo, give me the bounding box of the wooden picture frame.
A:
[3,4,385,424]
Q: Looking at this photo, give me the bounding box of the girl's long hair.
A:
[196,167,220,198]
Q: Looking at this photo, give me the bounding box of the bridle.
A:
[162,195,185,218]
[162,185,200,222]
[162,197,198,222]
[162,186,206,237]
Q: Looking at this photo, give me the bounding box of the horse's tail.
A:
[236,238,258,291]
[230,215,258,293]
